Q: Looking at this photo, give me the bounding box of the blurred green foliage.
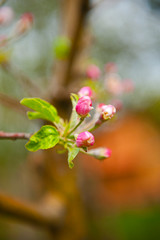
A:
[88,206,160,240]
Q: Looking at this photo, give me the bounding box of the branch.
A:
[0,131,31,140]
[0,92,26,114]
[50,0,90,100]
[63,0,90,86]
[0,192,64,230]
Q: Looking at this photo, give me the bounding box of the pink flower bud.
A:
[97,104,116,122]
[76,131,95,148]
[78,86,93,98]
[101,104,116,120]
[105,62,117,73]
[86,64,100,80]
[88,147,112,160]
[75,96,92,117]
[0,6,14,25]
[15,13,33,36]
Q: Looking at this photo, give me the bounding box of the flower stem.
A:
[88,124,99,132]
[67,118,84,137]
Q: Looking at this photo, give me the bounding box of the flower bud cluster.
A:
[68,61,133,165]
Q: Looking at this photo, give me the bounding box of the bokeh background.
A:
[0,0,160,239]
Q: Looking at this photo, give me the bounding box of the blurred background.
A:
[0,0,160,239]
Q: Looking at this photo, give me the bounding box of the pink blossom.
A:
[88,147,112,160]
[0,6,14,25]
[15,13,33,36]
[75,96,92,117]
[78,86,93,98]
[86,64,100,80]
[76,131,95,148]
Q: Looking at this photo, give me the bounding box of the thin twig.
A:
[67,118,84,137]
[0,131,31,140]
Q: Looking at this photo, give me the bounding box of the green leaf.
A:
[20,98,60,123]
[26,125,60,152]
[69,94,79,130]
[27,111,45,120]
[68,147,79,168]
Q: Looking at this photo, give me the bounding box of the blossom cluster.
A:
[0,6,33,64]
[84,62,134,112]
[71,85,116,159]
[20,61,133,167]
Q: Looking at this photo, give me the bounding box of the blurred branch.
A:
[50,0,90,100]
[0,92,26,113]
[0,192,64,230]
[63,0,90,86]
[0,0,6,6]
[4,64,44,97]
[0,131,31,140]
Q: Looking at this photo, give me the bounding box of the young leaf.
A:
[68,147,79,169]
[69,94,79,130]
[27,111,45,120]
[20,98,60,123]
[26,125,60,152]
